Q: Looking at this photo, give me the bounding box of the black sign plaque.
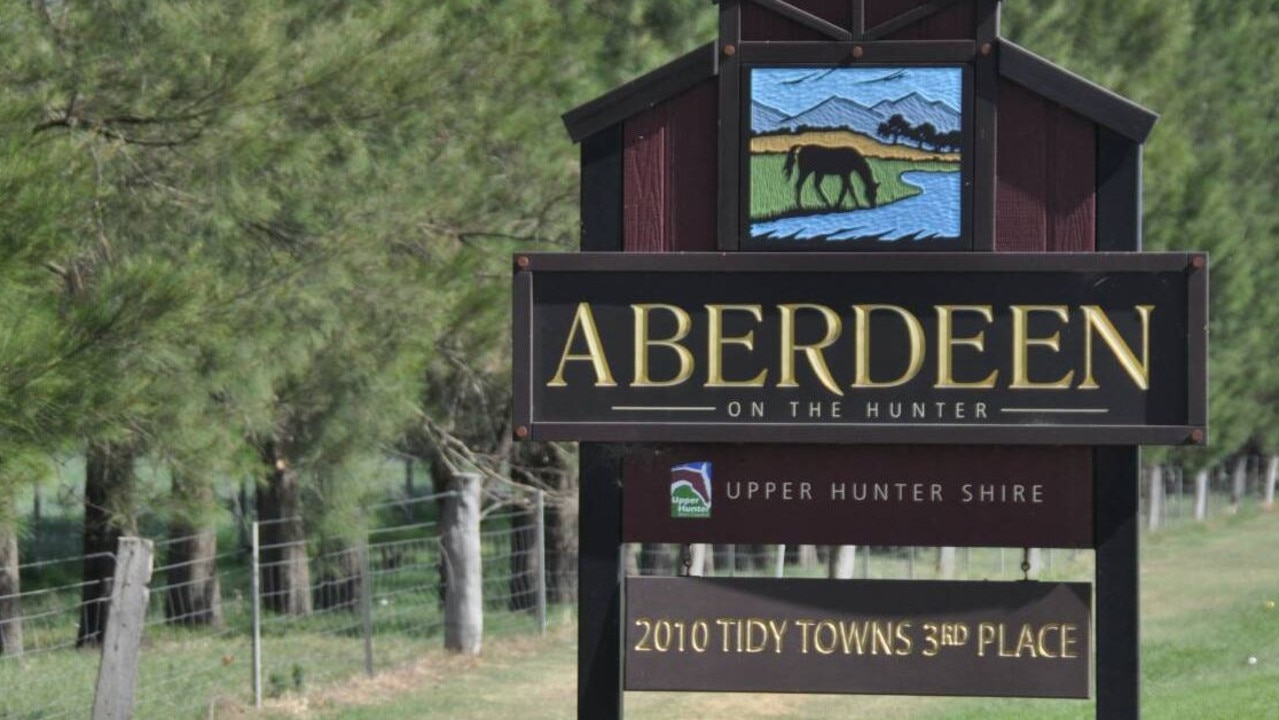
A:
[625,578,1092,699]
[513,252,1207,445]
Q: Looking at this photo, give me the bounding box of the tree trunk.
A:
[256,447,311,616]
[640,544,675,575]
[1265,456,1277,507]
[235,480,252,554]
[797,545,819,569]
[937,547,956,580]
[508,506,538,611]
[1230,455,1248,510]
[31,484,41,562]
[516,442,578,604]
[1027,548,1044,579]
[165,475,223,627]
[0,508,22,657]
[426,445,450,609]
[79,441,138,646]
[313,539,363,612]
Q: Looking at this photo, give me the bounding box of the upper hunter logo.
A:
[671,462,712,519]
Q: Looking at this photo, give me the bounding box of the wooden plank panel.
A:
[743,0,852,40]
[883,1,974,40]
[743,2,820,40]
[623,107,669,252]
[668,81,719,252]
[866,0,930,30]
[1048,107,1096,252]
[916,2,975,39]
[996,79,1047,252]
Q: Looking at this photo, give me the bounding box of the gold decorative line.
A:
[611,406,717,412]
[999,408,1110,414]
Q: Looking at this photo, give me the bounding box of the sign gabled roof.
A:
[561,43,716,143]
[561,38,1158,144]
[1000,40,1157,143]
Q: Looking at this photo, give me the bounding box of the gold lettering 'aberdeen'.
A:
[546,303,1154,394]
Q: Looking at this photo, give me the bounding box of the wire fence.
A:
[0,490,555,720]
[0,553,116,720]
[631,543,1091,583]
[1,455,1272,718]
[1140,455,1277,532]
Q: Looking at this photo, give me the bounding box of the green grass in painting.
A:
[749,153,958,222]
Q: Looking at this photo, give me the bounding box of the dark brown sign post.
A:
[545,1,1198,719]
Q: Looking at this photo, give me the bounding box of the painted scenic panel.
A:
[748,66,964,245]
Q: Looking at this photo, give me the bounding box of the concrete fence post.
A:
[91,537,154,720]
[443,473,483,655]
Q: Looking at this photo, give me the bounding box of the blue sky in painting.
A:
[751,67,962,117]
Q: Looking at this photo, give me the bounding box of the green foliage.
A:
[3,0,1269,524]
[0,0,717,531]
[1005,3,1279,466]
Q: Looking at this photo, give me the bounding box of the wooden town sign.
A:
[513,252,1207,445]
[534,0,1205,716]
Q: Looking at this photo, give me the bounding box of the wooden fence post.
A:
[91,537,154,720]
[443,472,482,655]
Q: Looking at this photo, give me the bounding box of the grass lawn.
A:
[264,508,1279,719]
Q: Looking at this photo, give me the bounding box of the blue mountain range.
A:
[752,93,960,138]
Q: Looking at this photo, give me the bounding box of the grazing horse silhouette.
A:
[782,145,880,211]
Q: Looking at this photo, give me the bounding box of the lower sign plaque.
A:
[625,578,1091,698]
